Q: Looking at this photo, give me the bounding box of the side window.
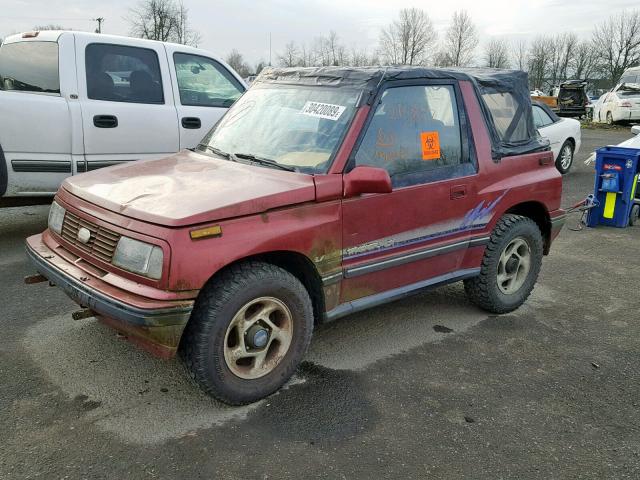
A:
[0,41,60,94]
[533,106,553,128]
[482,91,529,143]
[354,84,472,188]
[532,106,544,129]
[538,107,553,126]
[85,43,164,104]
[173,53,244,107]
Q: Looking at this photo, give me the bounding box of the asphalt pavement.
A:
[1,127,639,479]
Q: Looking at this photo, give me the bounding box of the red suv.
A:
[27,67,565,404]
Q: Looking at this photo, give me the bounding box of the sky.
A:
[1,0,638,65]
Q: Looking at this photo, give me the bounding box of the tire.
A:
[180,261,314,405]
[606,111,614,125]
[464,214,544,314]
[630,204,640,226]
[555,140,574,174]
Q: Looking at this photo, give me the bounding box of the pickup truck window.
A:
[354,85,471,188]
[85,43,164,104]
[0,41,59,95]
[174,53,244,108]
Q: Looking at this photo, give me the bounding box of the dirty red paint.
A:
[26,78,564,357]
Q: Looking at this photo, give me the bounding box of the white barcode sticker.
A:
[300,101,346,121]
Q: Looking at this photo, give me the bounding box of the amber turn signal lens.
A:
[190,225,222,240]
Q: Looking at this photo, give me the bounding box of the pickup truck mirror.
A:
[632,125,640,136]
[343,166,392,197]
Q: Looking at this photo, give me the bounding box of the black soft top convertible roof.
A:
[256,66,548,160]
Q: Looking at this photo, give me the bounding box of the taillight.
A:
[620,101,632,108]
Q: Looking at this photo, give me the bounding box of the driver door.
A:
[340,81,481,304]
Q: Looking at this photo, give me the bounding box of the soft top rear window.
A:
[0,41,60,94]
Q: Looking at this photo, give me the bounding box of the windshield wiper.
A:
[234,153,297,172]
[197,144,236,161]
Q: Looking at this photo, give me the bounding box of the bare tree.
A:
[33,24,67,31]
[547,33,578,85]
[443,10,478,67]
[278,41,299,67]
[173,1,201,47]
[484,38,510,69]
[513,40,528,71]
[572,40,598,80]
[593,10,640,85]
[379,8,437,65]
[225,50,251,77]
[127,0,201,46]
[528,36,553,90]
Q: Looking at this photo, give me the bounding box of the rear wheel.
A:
[464,214,544,314]
[180,261,314,405]
[555,140,574,174]
[606,111,614,125]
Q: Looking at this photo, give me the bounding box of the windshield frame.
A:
[196,83,364,175]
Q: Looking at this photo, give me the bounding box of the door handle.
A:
[450,185,467,200]
[181,117,201,129]
[93,115,118,128]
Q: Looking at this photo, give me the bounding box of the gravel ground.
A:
[1,128,638,479]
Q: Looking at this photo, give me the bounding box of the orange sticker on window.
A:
[420,131,440,160]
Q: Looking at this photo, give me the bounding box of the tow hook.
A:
[24,274,47,284]
[72,309,95,321]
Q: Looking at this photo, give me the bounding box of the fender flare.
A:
[0,143,7,197]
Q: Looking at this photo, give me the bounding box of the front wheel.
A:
[180,261,314,405]
[464,214,544,314]
[555,140,574,174]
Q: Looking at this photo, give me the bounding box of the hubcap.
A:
[497,237,531,295]
[223,297,293,380]
[560,145,573,169]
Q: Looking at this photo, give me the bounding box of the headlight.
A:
[48,201,65,235]
[112,236,163,280]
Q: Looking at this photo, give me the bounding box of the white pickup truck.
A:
[0,31,246,205]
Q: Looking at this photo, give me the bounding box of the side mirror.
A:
[343,166,392,197]
[632,125,640,136]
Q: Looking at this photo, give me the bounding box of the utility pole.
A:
[93,17,104,34]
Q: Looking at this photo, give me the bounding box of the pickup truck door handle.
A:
[450,185,467,200]
[181,117,201,129]
[93,115,118,128]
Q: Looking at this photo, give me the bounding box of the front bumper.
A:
[26,233,194,358]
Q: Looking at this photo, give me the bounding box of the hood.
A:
[62,150,317,227]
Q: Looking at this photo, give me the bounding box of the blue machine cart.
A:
[587,146,640,228]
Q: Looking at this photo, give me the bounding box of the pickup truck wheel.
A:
[464,214,543,314]
[555,141,574,174]
[180,261,313,405]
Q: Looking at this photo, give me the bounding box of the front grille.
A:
[60,211,121,263]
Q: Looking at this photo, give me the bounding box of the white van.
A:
[0,31,246,204]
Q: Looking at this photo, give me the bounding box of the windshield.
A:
[198,84,361,173]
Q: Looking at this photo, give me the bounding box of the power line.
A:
[1,16,93,21]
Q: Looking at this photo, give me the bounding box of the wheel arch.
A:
[197,250,326,325]
[504,201,552,254]
[0,143,7,197]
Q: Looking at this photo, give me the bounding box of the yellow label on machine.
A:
[631,175,639,200]
[603,192,617,219]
